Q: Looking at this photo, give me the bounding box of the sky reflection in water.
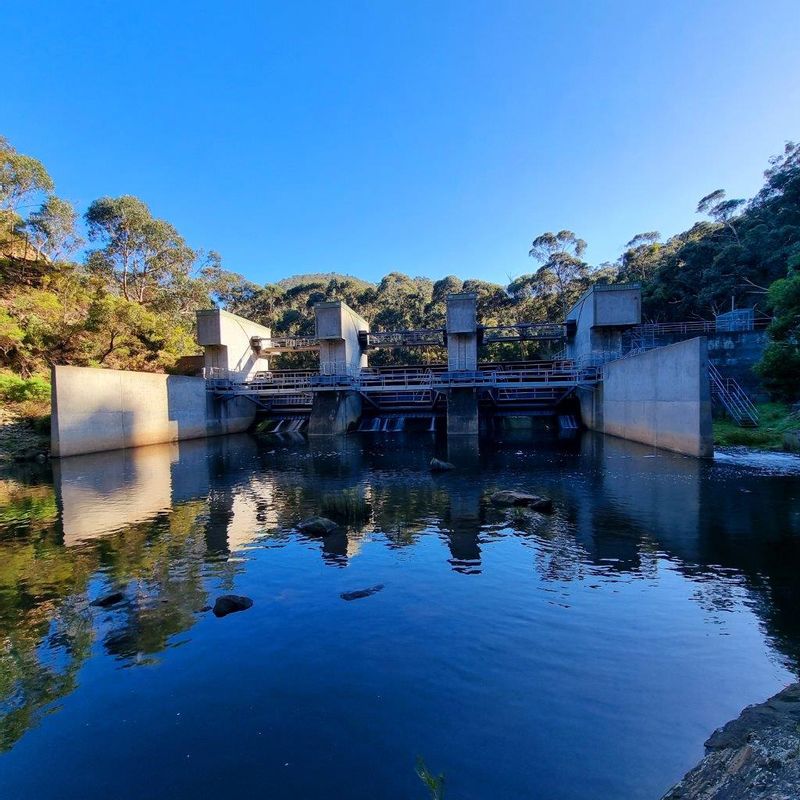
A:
[0,431,799,800]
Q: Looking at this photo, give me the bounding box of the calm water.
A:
[1,431,799,800]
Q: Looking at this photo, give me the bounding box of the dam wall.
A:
[587,337,713,458]
[653,328,768,399]
[51,365,256,458]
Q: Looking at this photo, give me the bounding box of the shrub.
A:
[0,372,51,403]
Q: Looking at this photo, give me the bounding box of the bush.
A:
[0,372,51,403]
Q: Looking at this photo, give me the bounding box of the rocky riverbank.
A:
[0,406,49,464]
[662,683,800,799]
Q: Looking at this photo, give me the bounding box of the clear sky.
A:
[4,1,799,286]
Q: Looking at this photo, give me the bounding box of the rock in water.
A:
[213,595,253,617]
[489,491,553,513]
[297,516,340,536]
[340,584,385,601]
[430,458,455,472]
[90,591,125,608]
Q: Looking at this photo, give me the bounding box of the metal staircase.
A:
[708,364,759,427]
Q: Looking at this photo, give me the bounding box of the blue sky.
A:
[4,1,799,286]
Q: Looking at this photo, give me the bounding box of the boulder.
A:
[212,595,253,618]
[340,584,385,601]
[430,458,455,472]
[298,516,340,536]
[90,591,125,608]
[489,491,553,513]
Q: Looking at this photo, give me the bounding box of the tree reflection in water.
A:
[0,429,798,773]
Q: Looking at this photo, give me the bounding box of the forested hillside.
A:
[1,135,798,399]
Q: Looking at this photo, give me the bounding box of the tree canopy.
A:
[0,134,798,398]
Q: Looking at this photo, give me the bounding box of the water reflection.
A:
[0,431,798,798]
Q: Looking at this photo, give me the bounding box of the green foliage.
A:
[0,137,53,213]
[630,142,800,321]
[24,196,82,260]
[714,403,799,449]
[0,307,24,354]
[84,195,198,305]
[0,371,50,402]
[755,253,800,399]
[416,757,445,800]
[0,131,798,401]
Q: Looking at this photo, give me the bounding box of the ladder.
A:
[708,364,759,427]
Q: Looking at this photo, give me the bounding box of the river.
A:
[0,430,798,799]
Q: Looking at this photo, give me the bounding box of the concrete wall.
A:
[315,301,369,375]
[594,287,641,327]
[597,337,713,458]
[566,284,641,362]
[51,365,257,458]
[655,329,768,399]
[196,308,271,380]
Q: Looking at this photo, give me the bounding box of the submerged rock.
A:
[90,591,125,608]
[489,491,553,512]
[430,458,455,472]
[340,584,385,601]
[212,595,253,618]
[298,516,340,536]
[662,682,800,799]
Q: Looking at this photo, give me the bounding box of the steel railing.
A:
[634,318,771,337]
[708,364,759,427]
[208,362,602,397]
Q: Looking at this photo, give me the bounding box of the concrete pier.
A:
[307,391,362,436]
[445,293,480,435]
[446,387,480,435]
[309,301,369,435]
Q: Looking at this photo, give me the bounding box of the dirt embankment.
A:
[0,406,50,464]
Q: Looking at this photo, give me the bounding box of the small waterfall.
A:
[266,417,307,434]
[359,417,408,432]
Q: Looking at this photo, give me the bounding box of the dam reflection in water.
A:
[0,431,798,800]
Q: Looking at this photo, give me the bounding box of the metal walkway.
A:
[208,362,599,395]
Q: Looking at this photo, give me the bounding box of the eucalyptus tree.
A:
[24,197,83,261]
[696,189,746,243]
[618,232,662,283]
[0,137,54,216]
[527,229,590,319]
[84,195,197,306]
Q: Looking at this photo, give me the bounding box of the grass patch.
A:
[714,402,799,450]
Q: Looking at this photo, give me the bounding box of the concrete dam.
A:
[50,284,766,459]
